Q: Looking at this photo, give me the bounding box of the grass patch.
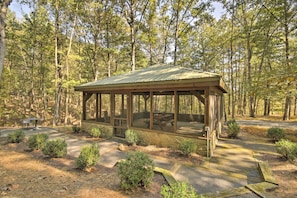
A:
[241,125,297,143]
[54,126,73,134]
[285,129,297,142]
[236,115,297,122]
[241,126,268,137]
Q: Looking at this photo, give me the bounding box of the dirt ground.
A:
[0,136,169,198]
[1,127,297,198]
[238,128,297,198]
[257,151,297,198]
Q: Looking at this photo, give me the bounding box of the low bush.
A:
[276,139,297,162]
[226,119,240,138]
[42,139,67,158]
[89,127,101,138]
[178,139,197,156]
[100,130,112,139]
[160,181,199,198]
[267,127,285,142]
[125,129,139,146]
[72,125,81,133]
[117,151,155,190]
[7,130,25,143]
[27,133,49,150]
[76,144,100,170]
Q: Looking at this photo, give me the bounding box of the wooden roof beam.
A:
[190,91,205,105]
[83,92,93,103]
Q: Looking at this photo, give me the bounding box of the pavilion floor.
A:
[132,118,205,136]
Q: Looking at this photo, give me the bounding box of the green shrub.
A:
[226,119,240,138]
[27,133,49,150]
[125,129,139,145]
[7,130,25,143]
[100,129,112,139]
[178,139,197,156]
[117,151,155,190]
[160,182,199,198]
[42,139,67,158]
[89,127,102,138]
[276,139,297,162]
[72,125,81,133]
[76,144,100,170]
[267,127,285,142]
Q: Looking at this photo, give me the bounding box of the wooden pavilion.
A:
[74,64,227,156]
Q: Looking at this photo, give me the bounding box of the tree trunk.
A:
[247,33,255,117]
[282,1,291,121]
[283,96,291,120]
[149,42,153,65]
[227,93,231,115]
[264,98,270,116]
[237,56,244,116]
[64,3,78,125]
[93,33,99,80]
[42,76,47,120]
[283,5,291,120]
[173,2,180,66]
[106,16,111,77]
[29,11,38,117]
[127,1,136,71]
[241,3,255,117]
[294,97,297,116]
[162,36,168,64]
[29,49,35,116]
[230,0,235,119]
[130,24,136,71]
[53,0,62,126]
[0,0,12,79]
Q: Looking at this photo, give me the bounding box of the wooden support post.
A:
[127,92,132,128]
[174,90,178,133]
[82,93,86,120]
[96,93,99,121]
[217,95,221,138]
[82,92,92,120]
[150,91,153,129]
[204,88,210,130]
[110,93,115,125]
[99,94,102,119]
[121,94,125,114]
[138,95,140,112]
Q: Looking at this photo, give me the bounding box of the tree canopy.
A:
[0,0,296,126]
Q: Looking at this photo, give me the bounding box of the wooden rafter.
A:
[190,91,205,105]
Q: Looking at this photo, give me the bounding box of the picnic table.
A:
[145,112,174,130]
[22,117,42,129]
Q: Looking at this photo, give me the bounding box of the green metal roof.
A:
[74,64,226,92]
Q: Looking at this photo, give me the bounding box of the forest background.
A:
[0,0,296,127]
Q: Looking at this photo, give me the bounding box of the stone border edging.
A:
[244,161,278,198]
[114,150,278,198]
[154,167,177,186]
[200,161,278,198]
[114,154,278,197]
[258,161,278,185]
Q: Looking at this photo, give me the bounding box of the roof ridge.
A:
[74,63,224,91]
